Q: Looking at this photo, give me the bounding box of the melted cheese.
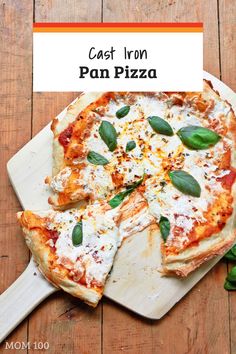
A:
[50,167,72,192]
[47,203,121,287]
[80,165,114,198]
[144,138,231,249]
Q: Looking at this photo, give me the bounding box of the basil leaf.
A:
[148,116,173,136]
[169,170,201,197]
[72,221,83,247]
[99,121,117,152]
[224,280,236,291]
[227,266,236,283]
[129,174,145,189]
[109,176,144,208]
[126,140,136,152]
[87,151,109,165]
[109,190,131,208]
[116,105,130,119]
[230,244,236,257]
[224,250,236,261]
[177,125,221,150]
[159,216,170,242]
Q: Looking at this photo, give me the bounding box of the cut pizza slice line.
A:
[17,192,155,307]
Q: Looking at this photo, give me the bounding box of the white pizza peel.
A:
[0,71,236,343]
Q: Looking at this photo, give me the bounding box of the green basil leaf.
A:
[109,176,144,208]
[224,280,236,291]
[109,190,131,208]
[159,216,170,242]
[129,174,145,189]
[177,125,221,150]
[224,250,236,261]
[169,170,201,197]
[99,121,117,152]
[126,140,136,152]
[148,116,174,136]
[72,221,83,247]
[230,244,236,257]
[227,266,236,283]
[116,105,130,119]
[87,151,109,165]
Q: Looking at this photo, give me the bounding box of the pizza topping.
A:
[168,170,201,197]
[87,151,109,165]
[148,116,174,136]
[50,167,72,192]
[109,189,133,209]
[58,124,73,150]
[217,168,236,189]
[159,216,170,242]
[81,165,114,198]
[46,205,121,287]
[72,221,83,246]
[109,176,144,208]
[99,120,117,152]
[177,125,221,150]
[126,140,136,152]
[116,105,130,119]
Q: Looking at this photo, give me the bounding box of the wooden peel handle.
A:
[0,258,57,343]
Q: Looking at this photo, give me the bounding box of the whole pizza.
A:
[18,80,236,306]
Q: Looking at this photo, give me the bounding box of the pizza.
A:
[17,80,236,305]
[17,194,154,306]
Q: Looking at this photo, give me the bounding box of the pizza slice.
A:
[17,192,155,306]
[46,91,146,209]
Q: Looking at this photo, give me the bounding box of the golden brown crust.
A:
[162,232,235,277]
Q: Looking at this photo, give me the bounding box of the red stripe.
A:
[33,22,203,28]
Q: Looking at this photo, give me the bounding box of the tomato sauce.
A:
[47,229,59,244]
[58,125,73,150]
[217,168,236,190]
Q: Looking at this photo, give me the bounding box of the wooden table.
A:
[0,1,236,353]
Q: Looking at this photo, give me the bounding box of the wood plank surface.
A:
[218,1,236,353]
[0,0,33,352]
[102,1,230,354]
[1,0,236,353]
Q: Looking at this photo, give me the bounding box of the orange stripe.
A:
[33,27,203,33]
[33,22,203,28]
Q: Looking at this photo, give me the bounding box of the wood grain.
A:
[219,1,236,352]
[35,0,102,22]
[102,1,230,353]
[103,0,220,76]
[0,0,33,352]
